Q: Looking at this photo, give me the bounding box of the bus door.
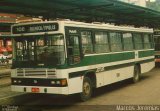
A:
[66,29,81,65]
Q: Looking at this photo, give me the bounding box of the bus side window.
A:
[143,34,152,49]
[123,33,134,51]
[133,33,143,50]
[95,31,110,53]
[81,31,93,54]
[109,32,123,52]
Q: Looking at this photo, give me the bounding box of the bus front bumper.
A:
[11,85,69,95]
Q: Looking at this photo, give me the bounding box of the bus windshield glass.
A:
[14,34,65,67]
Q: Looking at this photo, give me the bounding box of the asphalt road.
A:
[0,68,160,111]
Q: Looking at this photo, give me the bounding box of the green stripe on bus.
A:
[68,51,135,68]
[138,50,154,58]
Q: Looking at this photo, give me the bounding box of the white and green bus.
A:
[11,20,155,101]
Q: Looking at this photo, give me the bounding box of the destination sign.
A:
[12,23,59,34]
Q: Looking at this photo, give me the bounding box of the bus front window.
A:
[14,34,65,67]
[36,35,65,66]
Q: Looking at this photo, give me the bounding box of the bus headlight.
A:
[13,80,17,83]
[50,79,67,86]
[18,80,22,83]
[56,81,61,85]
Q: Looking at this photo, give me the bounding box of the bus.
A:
[11,20,155,101]
[154,29,160,67]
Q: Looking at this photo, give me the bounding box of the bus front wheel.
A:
[80,77,92,101]
[133,65,140,83]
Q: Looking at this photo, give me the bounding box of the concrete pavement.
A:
[0,67,11,87]
[0,67,11,78]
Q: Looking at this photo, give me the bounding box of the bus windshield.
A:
[14,34,65,67]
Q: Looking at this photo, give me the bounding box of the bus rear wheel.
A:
[133,65,140,83]
[80,77,92,101]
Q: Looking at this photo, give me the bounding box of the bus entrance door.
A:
[68,35,81,65]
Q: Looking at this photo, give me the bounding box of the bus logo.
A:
[69,30,77,34]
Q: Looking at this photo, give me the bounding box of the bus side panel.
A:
[96,66,134,88]
[96,72,104,87]
[141,61,155,74]
[68,77,83,94]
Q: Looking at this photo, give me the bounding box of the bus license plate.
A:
[31,88,40,93]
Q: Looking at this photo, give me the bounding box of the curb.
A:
[0,76,11,87]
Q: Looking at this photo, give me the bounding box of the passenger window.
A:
[95,31,110,53]
[109,32,122,52]
[81,31,93,54]
[143,34,152,49]
[123,33,133,51]
[133,33,143,50]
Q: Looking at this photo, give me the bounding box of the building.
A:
[0,13,17,36]
[119,0,146,7]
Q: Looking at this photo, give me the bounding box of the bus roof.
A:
[63,20,153,33]
[12,20,153,34]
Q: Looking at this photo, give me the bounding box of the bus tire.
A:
[80,77,92,101]
[133,65,140,83]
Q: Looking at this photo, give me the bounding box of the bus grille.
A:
[16,68,56,78]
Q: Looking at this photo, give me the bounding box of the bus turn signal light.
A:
[61,79,67,86]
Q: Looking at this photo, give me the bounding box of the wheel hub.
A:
[83,82,90,95]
